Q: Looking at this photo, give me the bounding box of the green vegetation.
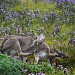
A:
[0,54,54,75]
[0,54,24,75]
[24,62,54,74]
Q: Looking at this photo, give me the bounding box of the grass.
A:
[20,0,56,13]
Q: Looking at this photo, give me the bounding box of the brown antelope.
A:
[0,34,45,61]
[32,44,69,64]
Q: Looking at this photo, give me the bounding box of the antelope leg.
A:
[18,52,33,56]
[14,40,33,56]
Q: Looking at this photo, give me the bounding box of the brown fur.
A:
[0,35,45,62]
[0,36,37,56]
[0,35,50,62]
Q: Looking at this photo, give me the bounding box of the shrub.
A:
[0,54,55,75]
[0,54,24,75]
[24,62,54,74]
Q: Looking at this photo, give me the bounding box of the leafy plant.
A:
[24,62,54,74]
[0,54,55,75]
[0,54,24,75]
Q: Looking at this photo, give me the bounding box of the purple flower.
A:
[22,69,27,73]
[44,15,48,21]
[58,44,61,47]
[13,11,19,17]
[0,38,3,41]
[42,20,45,23]
[6,15,12,19]
[4,33,9,37]
[26,31,31,36]
[0,27,2,31]
[4,27,10,32]
[11,24,15,28]
[30,12,35,18]
[72,31,75,34]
